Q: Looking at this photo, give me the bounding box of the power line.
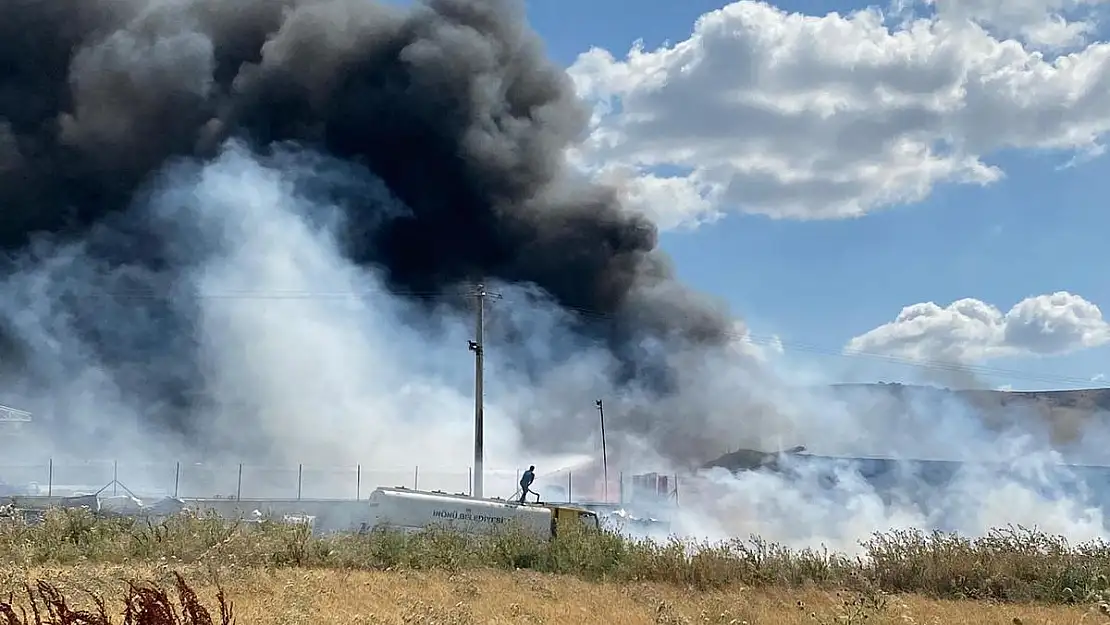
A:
[533,299,1101,388]
[742,333,1100,388]
[45,286,1104,388]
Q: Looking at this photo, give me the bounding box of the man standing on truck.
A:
[519,465,536,504]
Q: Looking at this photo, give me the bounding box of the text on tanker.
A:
[431,509,508,524]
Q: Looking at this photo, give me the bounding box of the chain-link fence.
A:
[0,460,678,504]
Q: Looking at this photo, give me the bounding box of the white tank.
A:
[363,487,553,537]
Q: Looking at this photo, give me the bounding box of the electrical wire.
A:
[72,285,1104,389]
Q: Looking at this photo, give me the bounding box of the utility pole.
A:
[595,399,609,502]
[467,283,499,499]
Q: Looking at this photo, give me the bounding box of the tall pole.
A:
[596,399,609,502]
[469,284,487,499]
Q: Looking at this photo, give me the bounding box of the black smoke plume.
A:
[0,0,736,457]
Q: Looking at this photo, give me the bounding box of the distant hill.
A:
[703,383,1110,470]
[828,382,1110,412]
[827,382,1110,444]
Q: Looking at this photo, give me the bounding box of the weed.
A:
[0,572,230,625]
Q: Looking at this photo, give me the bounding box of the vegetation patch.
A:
[1,509,1109,604]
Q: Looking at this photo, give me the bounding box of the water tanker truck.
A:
[358,487,599,539]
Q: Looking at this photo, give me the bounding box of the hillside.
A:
[829,382,1110,412]
[827,382,1110,445]
[705,384,1110,471]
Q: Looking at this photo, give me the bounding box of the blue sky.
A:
[523,0,1110,390]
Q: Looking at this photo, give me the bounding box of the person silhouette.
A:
[518,465,535,504]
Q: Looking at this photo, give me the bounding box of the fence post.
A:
[47,458,53,497]
[297,464,303,501]
[113,460,118,496]
[468,466,472,496]
[356,464,361,500]
[236,463,243,501]
[413,465,419,490]
[174,462,181,499]
[568,471,572,502]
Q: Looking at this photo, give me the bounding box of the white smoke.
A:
[1,138,1108,552]
[630,388,1110,553]
[0,140,594,497]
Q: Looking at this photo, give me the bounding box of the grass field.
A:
[0,509,1108,624]
[0,566,1098,624]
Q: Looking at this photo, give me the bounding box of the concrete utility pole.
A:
[595,399,609,502]
[467,283,499,499]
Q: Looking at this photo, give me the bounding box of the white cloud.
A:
[592,163,720,230]
[567,1,1110,228]
[846,291,1110,362]
[922,0,1109,49]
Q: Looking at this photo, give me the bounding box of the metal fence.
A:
[0,460,675,504]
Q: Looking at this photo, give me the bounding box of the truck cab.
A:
[543,502,600,536]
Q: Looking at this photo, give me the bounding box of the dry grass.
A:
[0,566,1098,625]
[1,509,1110,622]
